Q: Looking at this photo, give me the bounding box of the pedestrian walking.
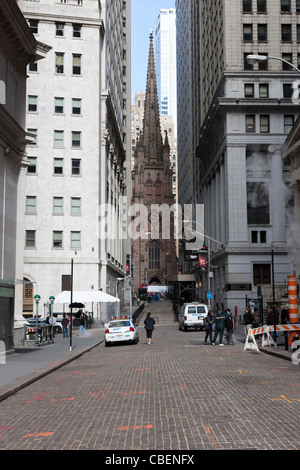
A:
[144,311,155,345]
[78,312,87,336]
[212,309,228,346]
[62,313,69,338]
[243,307,253,336]
[225,309,234,345]
[204,311,214,344]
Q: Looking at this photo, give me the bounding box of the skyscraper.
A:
[176,0,296,312]
[153,8,177,134]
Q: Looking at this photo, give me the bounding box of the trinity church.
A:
[131,33,177,292]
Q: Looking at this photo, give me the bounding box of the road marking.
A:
[205,426,218,448]
[118,425,153,431]
[22,432,53,438]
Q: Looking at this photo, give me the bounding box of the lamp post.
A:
[49,296,55,343]
[34,294,41,346]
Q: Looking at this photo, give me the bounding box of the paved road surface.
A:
[0,301,299,452]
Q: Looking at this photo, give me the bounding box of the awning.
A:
[53,290,120,304]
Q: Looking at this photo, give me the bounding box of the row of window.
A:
[27,157,81,176]
[243,0,300,14]
[27,129,82,149]
[25,230,81,249]
[26,196,81,215]
[243,23,300,43]
[28,96,82,115]
[243,52,300,70]
[245,114,295,133]
[244,82,293,98]
[28,19,82,38]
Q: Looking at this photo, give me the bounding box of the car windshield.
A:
[109,320,131,328]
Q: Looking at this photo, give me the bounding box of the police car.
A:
[104,317,139,347]
[25,317,63,334]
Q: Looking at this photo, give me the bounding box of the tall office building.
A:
[22,0,131,319]
[153,8,177,134]
[176,0,297,312]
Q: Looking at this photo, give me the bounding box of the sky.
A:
[131,0,175,102]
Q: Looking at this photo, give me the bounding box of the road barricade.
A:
[244,324,300,352]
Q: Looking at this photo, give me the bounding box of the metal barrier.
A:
[244,324,300,352]
[22,324,52,347]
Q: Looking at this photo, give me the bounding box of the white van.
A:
[178,303,208,331]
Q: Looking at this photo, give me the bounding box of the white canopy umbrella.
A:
[53,290,120,304]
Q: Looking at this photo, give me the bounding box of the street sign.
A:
[207,292,213,300]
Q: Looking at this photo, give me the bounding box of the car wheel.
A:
[105,340,110,347]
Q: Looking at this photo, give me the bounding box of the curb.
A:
[0,339,103,403]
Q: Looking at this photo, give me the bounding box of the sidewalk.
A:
[0,323,104,402]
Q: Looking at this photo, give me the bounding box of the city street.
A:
[0,302,300,452]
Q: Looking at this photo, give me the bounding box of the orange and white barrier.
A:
[288,275,299,346]
[244,324,300,352]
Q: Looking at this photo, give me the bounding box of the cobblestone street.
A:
[0,303,300,452]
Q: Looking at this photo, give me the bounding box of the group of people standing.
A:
[204,309,235,346]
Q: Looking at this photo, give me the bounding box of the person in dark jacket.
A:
[144,311,155,345]
[204,311,214,344]
[212,310,228,346]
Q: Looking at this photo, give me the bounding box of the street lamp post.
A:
[49,296,55,343]
[34,294,41,346]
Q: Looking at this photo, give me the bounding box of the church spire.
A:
[140,32,163,162]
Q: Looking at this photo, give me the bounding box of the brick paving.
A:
[0,301,300,451]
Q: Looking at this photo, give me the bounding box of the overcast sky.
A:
[131,0,175,102]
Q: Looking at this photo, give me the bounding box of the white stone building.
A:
[22,0,131,321]
[176,0,298,314]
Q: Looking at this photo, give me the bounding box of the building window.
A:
[257,0,267,13]
[55,23,64,36]
[53,197,63,215]
[72,131,81,148]
[282,53,293,70]
[55,53,64,74]
[25,230,36,248]
[71,198,81,215]
[243,0,252,12]
[258,24,267,42]
[260,115,270,133]
[72,98,81,115]
[71,231,81,249]
[281,24,292,42]
[149,240,160,270]
[281,0,291,12]
[28,95,38,112]
[27,129,37,146]
[284,115,294,133]
[297,0,300,13]
[244,83,254,98]
[247,182,270,224]
[253,264,271,286]
[246,115,255,133]
[244,53,253,70]
[28,20,38,34]
[73,24,82,38]
[283,83,293,98]
[53,231,63,248]
[26,196,36,214]
[27,157,37,174]
[72,54,81,75]
[54,97,64,114]
[54,158,63,175]
[29,62,38,72]
[71,159,81,175]
[243,24,253,41]
[259,84,269,98]
[54,130,64,148]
